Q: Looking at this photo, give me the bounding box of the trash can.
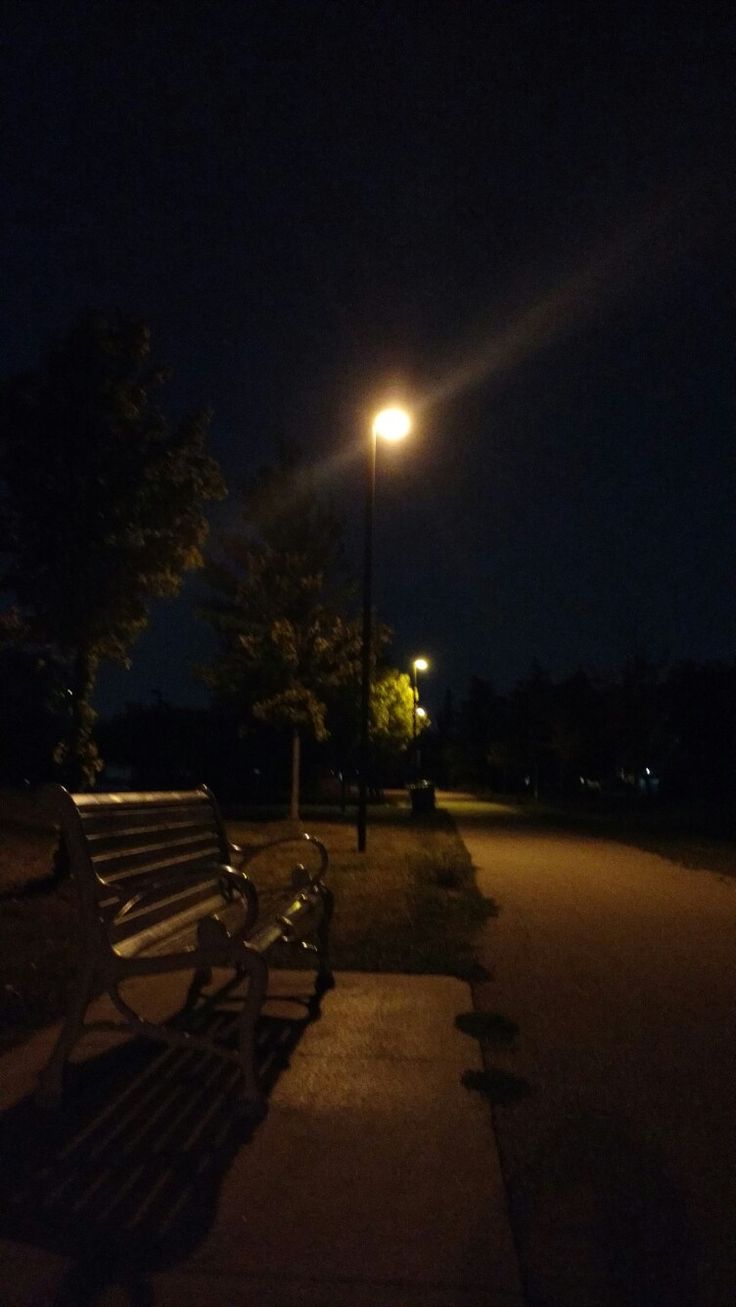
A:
[408,779,435,813]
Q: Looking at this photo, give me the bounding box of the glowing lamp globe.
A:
[373,407,411,442]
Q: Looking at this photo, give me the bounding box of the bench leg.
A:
[36,960,95,1108]
[237,949,269,1112]
[314,883,336,996]
[184,966,213,1010]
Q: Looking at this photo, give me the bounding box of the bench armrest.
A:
[236,833,329,887]
[229,841,261,868]
[219,865,260,930]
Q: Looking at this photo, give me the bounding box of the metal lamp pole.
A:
[357,428,376,853]
[411,657,428,778]
[357,407,411,853]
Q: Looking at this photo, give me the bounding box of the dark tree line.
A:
[434,659,736,803]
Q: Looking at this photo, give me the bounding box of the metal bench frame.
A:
[37,785,333,1111]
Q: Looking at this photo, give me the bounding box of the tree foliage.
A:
[440,657,736,802]
[370,667,415,755]
[203,547,361,743]
[200,446,366,813]
[0,315,225,784]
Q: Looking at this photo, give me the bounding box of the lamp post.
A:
[411,656,428,748]
[411,657,429,776]
[357,405,411,852]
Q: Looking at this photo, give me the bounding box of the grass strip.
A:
[230,802,497,976]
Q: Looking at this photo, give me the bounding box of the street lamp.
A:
[357,405,412,852]
[411,656,429,744]
[411,657,429,775]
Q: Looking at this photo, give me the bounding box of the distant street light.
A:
[411,656,429,775]
[357,405,412,853]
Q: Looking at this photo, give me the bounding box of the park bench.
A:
[37,785,333,1112]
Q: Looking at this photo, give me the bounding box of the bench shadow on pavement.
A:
[0,979,316,1304]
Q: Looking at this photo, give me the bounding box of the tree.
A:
[369,666,415,781]
[369,667,414,748]
[201,447,362,819]
[510,662,553,797]
[661,661,734,800]
[544,668,606,792]
[322,657,408,805]
[448,677,507,790]
[605,655,669,788]
[0,315,225,785]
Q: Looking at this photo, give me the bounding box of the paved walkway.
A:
[448,794,736,1307]
[0,968,524,1306]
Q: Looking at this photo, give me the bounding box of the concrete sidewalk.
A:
[0,970,524,1306]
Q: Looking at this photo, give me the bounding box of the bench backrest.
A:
[50,785,236,957]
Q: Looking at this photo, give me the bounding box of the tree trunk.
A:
[290,728,301,822]
[65,648,100,790]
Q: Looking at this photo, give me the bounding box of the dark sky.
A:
[3,1,734,717]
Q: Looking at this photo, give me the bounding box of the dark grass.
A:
[229,802,498,978]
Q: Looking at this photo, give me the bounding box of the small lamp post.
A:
[357,405,411,853]
[411,656,429,775]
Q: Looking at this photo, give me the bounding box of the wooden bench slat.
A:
[78,802,217,831]
[81,810,218,841]
[79,806,214,829]
[112,890,242,958]
[111,875,226,930]
[83,818,223,853]
[89,822,220,848]
[91,846,226,887]
[90,834,222,877]
[80,814,218,844]
[69,790,214,807]
[81,803,218,828]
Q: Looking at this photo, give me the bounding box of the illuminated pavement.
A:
[448,795,736,1307]
[0,969,523,1306]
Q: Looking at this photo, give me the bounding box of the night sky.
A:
[3,2,734,718]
